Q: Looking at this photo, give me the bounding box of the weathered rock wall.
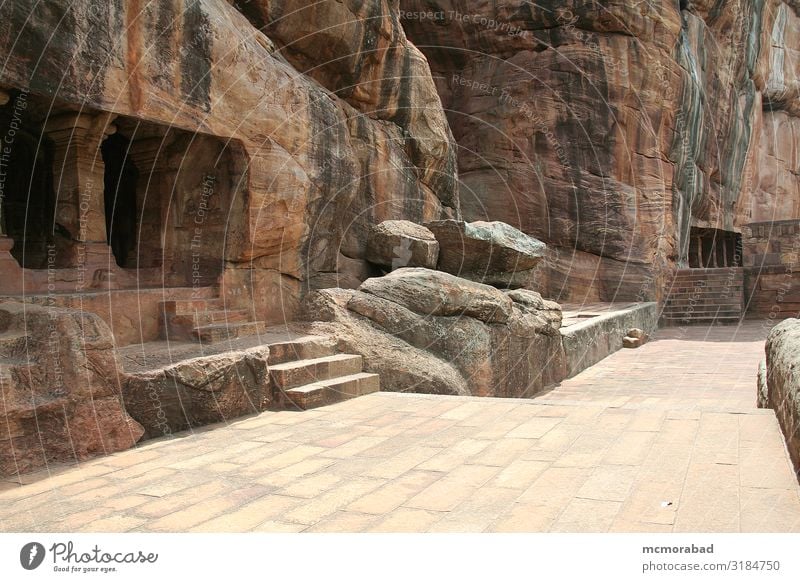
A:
[763,318,800,478]
[753,1,800,222]
[0,302,143,477]
[0,0,458,319]
[399,0,800,302]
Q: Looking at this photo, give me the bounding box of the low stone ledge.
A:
[560,303,658,378]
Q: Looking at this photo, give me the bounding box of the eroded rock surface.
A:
[366,220,439,270]
[764,319,800,477]
[304,268,565,398]
[0,302,143,477]
[122,347,271,439]
[0,0,459,317]
[426,220,547,288]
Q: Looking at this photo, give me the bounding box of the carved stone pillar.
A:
[44,112,116,272]
[0,88,23,291]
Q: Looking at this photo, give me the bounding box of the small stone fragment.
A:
[623,336,641,349]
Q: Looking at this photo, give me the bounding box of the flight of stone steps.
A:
[159,298,267,343]
[151,310,380,410]
[661,267,744,325]
[267,335,380,410]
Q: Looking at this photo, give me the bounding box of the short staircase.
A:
[268,336,380,411]
[159,297,267,343]
[661,268,744,325]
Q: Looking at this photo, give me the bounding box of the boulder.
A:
[122,347,271,439]
[359,267,514,323]
[0,302,143,477]
[304,272,565,398]
[366,220,439,270]
[622,337,642,349]
[304,289,471,396]
[425,220,547,288]
[763,319,800,477]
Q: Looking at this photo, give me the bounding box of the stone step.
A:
[661,315,743,325]
[667,284,744,292]
[160,298,225,316]
[672,272,743,279]
[0,332,29,359]
[280,372,380,410]
[267,336,337,365]
[270,354,364,390]
[191,321,267,343]
[664,298,743,307]
[662,306,743,315]
[665,292,743,301]
[674,268,743,275]
[670,280,743,287]
[661,311,743,319]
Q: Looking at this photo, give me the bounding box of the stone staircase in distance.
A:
[661,267,744,325]
[159,297,267,343]
[268,336,380,411]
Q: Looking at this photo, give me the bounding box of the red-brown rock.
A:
[0,302,143,477]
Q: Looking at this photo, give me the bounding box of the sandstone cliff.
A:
[399,0,800,302]
[0,0,458,318]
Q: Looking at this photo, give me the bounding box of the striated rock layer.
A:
[399,0,800,302]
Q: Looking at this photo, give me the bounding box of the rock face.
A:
[0,302,143,477]
[0,0,459,318]
[399,0,800,302]
[304,268,565,398]
[122,347,271,439]
[763,319,800,477]
[752,2,800,222]
[366,220,439,270]
[426,220,547,288]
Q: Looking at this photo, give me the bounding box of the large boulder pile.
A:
[304,268,565,398]
[0,302,143,477]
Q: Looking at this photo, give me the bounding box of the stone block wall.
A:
[743,219,800,318]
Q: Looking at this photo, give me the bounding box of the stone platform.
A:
[560,302,659,378]
[1,322,797,533]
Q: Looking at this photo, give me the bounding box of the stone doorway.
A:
[688,227,742,269]
[0,91,58,269]
[101,132,138,269]
[0,94,247,291]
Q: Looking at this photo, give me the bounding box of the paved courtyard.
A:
[1,321,799,532]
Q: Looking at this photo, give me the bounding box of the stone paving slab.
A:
[1,322,799,532]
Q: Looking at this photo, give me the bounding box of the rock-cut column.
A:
[44,111,116,282]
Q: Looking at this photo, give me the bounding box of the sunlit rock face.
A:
[399,0,800,302]
[0,0,459,319]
